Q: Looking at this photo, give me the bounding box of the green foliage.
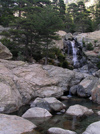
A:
[0,38,21,58]
[82,39,86,47]
[86,43,94,50]
[97,61,100,69]
[66,1,93,33]
[0,3,64,64]
[94,40,98,43]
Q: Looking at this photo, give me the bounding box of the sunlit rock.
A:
[66,104,93,117]
[82,121,100,134]
[0,114,36,134]
[47,127,77,134]
[22,107,52,118]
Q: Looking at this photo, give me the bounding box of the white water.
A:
[71,40,78,66]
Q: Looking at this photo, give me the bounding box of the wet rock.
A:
[22,107,52,118]
[47,127,77,134]
[66,104,93,117]
[44,97,66,112]
[0,114,36,134]
[82,121,100,134]
[60,96,69,100]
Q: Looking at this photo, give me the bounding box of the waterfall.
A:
[71,40,78,66]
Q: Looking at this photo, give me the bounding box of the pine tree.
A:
[1,5,63,63]
[0,0,15,26]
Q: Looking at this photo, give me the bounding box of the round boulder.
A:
[66,104,93,117]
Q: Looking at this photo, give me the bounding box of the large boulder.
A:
[47,127,77,134]
[22,107,52,118]
[82,121,100,134]
[66,104,93,117]
[0,59,90,113]
[77,76,98,97]
[0,114,36,134]
[0,42,12,59]
[43,65,75,91]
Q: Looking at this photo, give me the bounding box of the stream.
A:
[18,97,100,134]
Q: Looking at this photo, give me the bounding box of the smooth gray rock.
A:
[44,97,66,112]
[22,107,52,118]
[47,127,77,134]
[0,114,36,134]
[66,104,93,117]
[82,121,100,134]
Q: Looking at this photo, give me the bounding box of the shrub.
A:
[86,43,94,50]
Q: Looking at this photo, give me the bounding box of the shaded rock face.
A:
[70,76,99,97]
[0,59,85,113]
[31,97,66,112]
[0,114,36,134]
[66,104,93,117]
[47,127,77,134]
[30,97,51,112]
[0,42,12,59]
[63,33,86,68]
[91,78,100,104]
[82,121,100,134]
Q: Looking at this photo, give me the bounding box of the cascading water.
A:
[71,40,78,66]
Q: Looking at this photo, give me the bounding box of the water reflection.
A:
[21,97,100,134]
[72,116,77,130]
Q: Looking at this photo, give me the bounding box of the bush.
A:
[0,38,20,58]
[97,61,100,69]
[86,43,94,50]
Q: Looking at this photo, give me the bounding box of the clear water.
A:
[27,97,100,134]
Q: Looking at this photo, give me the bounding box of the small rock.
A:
[60,96,69,100]
[47,127,77,134]
[97,111,100,115]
